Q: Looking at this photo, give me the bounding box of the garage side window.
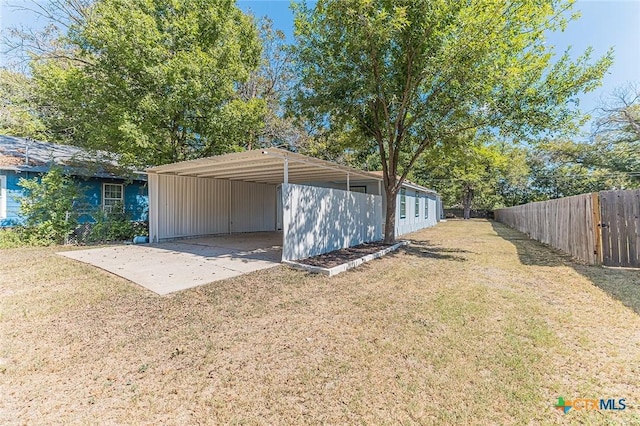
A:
[415,192,420,217]
[0,175,6,219]
[103,183,124,212]
[425,197,429,219]
[400,188,406,219]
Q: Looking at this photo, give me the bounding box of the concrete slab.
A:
[58,232,283,295]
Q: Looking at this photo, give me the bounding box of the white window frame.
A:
[399,188,406,219]
[0,175,6,219]
[424,196,429,219]
[103,183,124,212]
[415,192,420,217]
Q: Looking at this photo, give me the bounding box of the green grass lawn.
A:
[1,220,639,425]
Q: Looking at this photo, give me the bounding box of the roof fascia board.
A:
[261,149,382,181]
[175,159,284,176]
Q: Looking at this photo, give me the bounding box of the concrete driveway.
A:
[58,232,282,295]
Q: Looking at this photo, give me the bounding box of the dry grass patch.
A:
[1,220,639,424]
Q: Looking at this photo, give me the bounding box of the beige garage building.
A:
[146,148,440,261]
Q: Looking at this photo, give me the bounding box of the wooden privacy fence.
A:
[494,189,640,267]
[599,190,640,267]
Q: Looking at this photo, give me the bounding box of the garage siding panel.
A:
[282,183,383,261]
[149,175,278,241]
[230,181,277,232]
[155,175,230,240]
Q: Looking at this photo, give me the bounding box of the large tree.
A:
[524,142,634,200]
[31,0,262,168]
[0,69,46,138]
[415,136,529,218]
[293,0,612,242]
[524,85,640,192]
[586,84,640,176]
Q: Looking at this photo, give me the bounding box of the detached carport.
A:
[146,149,385,261]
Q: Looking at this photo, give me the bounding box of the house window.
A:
[103,183,124,211]
[425,197,429,219]
[415,193,420,217]
[400,188,406,219]
[0,175,6,219]
[350,185,367,194]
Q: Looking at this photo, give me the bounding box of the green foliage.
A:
[293,0,612,240]
[524,142,635,201]
[87,203,148,243]
[238,17,308,150]
[0,69,46,138]
[0,229,24,249]
[18,167,84,245]
[578,84,640,176]
[518,85,640,200]
[415,135,529,215]
[33,0,263,168]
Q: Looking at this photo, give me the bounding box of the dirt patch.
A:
[295,241,393,268]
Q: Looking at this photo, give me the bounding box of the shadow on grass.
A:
[490,220,640,315]
[397,240,470,262]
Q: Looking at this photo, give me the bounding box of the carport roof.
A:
[146,148,383,184]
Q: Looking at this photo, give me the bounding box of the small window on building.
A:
[103,183,124,212]
[0,175,6,219]
[350,185,367,194]
[400,188,406,219]
[415,193,420,217]
[425,196,429,219]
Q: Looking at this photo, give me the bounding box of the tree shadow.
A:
[396,240,471,262]
[490,221,640,315]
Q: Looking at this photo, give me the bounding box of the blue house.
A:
[0,135,148,227]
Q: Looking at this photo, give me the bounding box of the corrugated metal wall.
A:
[149,174,277,241]
[282,183,383,261]
[230,181,276,232]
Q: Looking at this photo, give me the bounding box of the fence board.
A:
[599,190,640,267]
[591,193,602,263]
[494,193,597,264]
[600,192,612,264]
[615,192,625,265]
[627,191,637,266]
[635,191,640,267]
[496,190,640,267]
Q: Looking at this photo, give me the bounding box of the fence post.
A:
[64,211,70,245]
[591,192,603,265]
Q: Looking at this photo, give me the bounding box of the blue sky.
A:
[237,0,640,124]
[2,0,639,132]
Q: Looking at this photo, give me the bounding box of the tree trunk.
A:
[462,183,473,220]
[384,187,397,243]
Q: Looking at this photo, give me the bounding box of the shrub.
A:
[0,228,24,249]
[86,203,148,243]
[18,167,84,245]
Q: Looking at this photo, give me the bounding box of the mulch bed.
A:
[296,241,395,268]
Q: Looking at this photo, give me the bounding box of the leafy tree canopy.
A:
[238,17,310,151]
[523,84,640,196]
[0,69,46,138]
[293,0,612,241]
[415,134,529,217]
[32,0,262,168]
